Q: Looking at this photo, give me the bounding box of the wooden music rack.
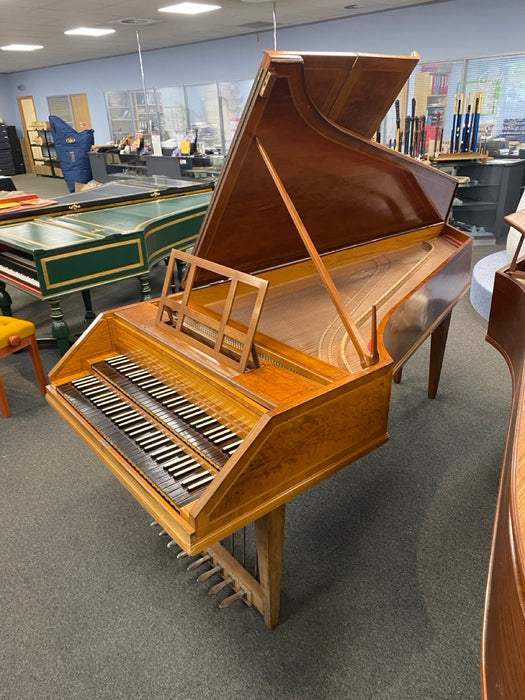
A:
[156,249,269,373]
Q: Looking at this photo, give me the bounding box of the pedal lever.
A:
[197,565,222,583]
[219,588,246,608]
[187,554,212,571]
[208,576,233,595]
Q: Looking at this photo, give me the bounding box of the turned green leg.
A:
[48,298,71,356]
[138,274,152,301]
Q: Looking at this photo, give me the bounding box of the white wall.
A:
[1,0,524,140]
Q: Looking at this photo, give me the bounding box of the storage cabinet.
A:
[105,89,161,143]
[0,123,25,176]
[27,125,62,178]
[435,157,525,241]
[88,151,222,183]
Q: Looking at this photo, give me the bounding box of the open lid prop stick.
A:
[256,137,378,368]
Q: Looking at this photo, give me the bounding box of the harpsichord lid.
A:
[192,50,457,281]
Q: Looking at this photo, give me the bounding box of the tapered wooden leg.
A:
[393,367,403,384]
[254,503,285,629]
[0,373,10,417]
[28,334,47,394]
[428,310,452,399]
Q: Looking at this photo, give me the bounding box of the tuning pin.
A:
[166,540,179,549]
[197,564,222,582]
[208,576,233,595]
[187,554,212,571]
[176,550,189,559]
[158,530,168,536]
[219,588,246,608]
[149,521,159,527]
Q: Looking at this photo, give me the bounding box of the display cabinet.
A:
[105,89,162,144]
[435,157,525,241]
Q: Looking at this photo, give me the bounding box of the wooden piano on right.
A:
[481,210,525,698]
[46,50,473,628]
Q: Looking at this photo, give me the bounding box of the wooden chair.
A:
[0,316,47,417]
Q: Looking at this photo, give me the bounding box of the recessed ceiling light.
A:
[158,3,221,15]
[64,27,116,37]
[1,44,43,52]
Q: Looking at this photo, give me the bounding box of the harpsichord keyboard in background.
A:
[47,50,473,628]
[0,187,212,354]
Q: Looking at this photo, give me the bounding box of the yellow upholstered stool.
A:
[0,316,47,418]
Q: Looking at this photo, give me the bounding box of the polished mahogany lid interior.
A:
[192,50,457,282]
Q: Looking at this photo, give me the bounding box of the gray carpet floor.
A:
[0,174,511,699]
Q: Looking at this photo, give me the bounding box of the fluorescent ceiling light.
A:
[65,27,116,37]
[1,44,43,52]
[159,3,221,15]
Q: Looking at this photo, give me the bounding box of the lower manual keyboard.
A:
[58,375,216,509]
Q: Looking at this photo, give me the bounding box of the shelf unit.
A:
[105,91,133,143]
[435,157,525,240]
[27,125,62,178]
[413,70,449,130]
[105,89,162,144]
[131,89,160,133]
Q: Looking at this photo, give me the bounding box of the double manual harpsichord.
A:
[46,50,473,628]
